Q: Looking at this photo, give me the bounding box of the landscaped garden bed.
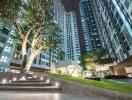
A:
[45,73,132,94]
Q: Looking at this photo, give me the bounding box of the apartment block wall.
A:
[64,11,81,63]
[89,0,132,64]
[79,0,101,52]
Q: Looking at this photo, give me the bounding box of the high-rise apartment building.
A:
[53,0,65,59]
[0,24,16,72]
[90,0,132,63]
[79,0,101,52]
[54,0,81,63]
[64,11,81,62]
[85,0,132,74]
[0,24,8,55]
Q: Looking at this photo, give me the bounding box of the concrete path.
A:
[112,79,132,84]
[0,92,108,100]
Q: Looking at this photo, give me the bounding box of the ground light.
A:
[40,77,44,81]
[28,71,33,75]
[1,79,8,84]
[9,80,12,83]
[12,77,17,81]
[128,74,132,78]
[19,76,26,81]
[54,82,60,87]
[46,79,50,83]
[27,77,33,79]
[33,75,37,78]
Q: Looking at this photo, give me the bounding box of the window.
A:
[0,47,3,54]
[124,0,132,9]
[0,56,8,62]
[34,58,37,64]
[116,52,121,62]
[4,46,11,52]
[119,49,124,60]
[123,27,132,45]
[0,37,6,43]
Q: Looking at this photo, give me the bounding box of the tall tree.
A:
[0,0,61,72]
[24,22,61,72]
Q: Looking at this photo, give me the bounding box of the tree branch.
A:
[25,26,35,39]
[34,27,44,39]
[12,21,23,37]
[27,40,32,48]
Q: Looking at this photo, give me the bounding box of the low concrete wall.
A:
[43,75,132,100]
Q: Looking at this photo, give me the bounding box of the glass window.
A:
[124,0,132,8]
[123,27,132,46]
[119,49,124,60]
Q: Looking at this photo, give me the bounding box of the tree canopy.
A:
[0,0,62,72]
[81,48,107,71]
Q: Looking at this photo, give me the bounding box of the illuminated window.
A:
[4,46,11,52]
[0,56,8,62]
[125,0,132,8]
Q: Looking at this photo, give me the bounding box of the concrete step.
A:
[0,82,52,86]
[12,80,47,83]
[0,86,62,91]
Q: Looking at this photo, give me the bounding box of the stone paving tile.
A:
[0,92,108,100]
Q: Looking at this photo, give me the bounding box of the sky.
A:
[61,0,79,11]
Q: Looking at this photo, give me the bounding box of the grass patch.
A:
[45,73,132,94]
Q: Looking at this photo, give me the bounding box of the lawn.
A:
[45,73,132,94]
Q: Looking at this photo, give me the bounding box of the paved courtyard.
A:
[0,92,108,100]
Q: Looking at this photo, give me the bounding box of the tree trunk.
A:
[23,53,36,73]
[49,49,52,67]
[65,67,72,76]
[20,42,27,73]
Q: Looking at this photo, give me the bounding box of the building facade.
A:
[90,0,132,63]
[0,24,9,55]
[53,0,66,60]
[87,0,132,74]
[64,11,81,63]
[54,0,81,63]
[0,24,16,72]
[79,0,101,52]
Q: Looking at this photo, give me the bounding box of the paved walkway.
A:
[0,92,108,100]
[112,79,132,84]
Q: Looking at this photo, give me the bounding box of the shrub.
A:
[104,75,128,79]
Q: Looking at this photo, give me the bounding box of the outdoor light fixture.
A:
[46,79,50,83]
[1,79,7,84]
[55,82,60,87]
[11,70,20,74]
[9,80,12,83]
[33,75,37,78]
[12,77,17,81]
[27,77,33,79]
[28,71,33,75]
[40,77,44,81]
[19,76,26,81]
[128,74,132,78]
